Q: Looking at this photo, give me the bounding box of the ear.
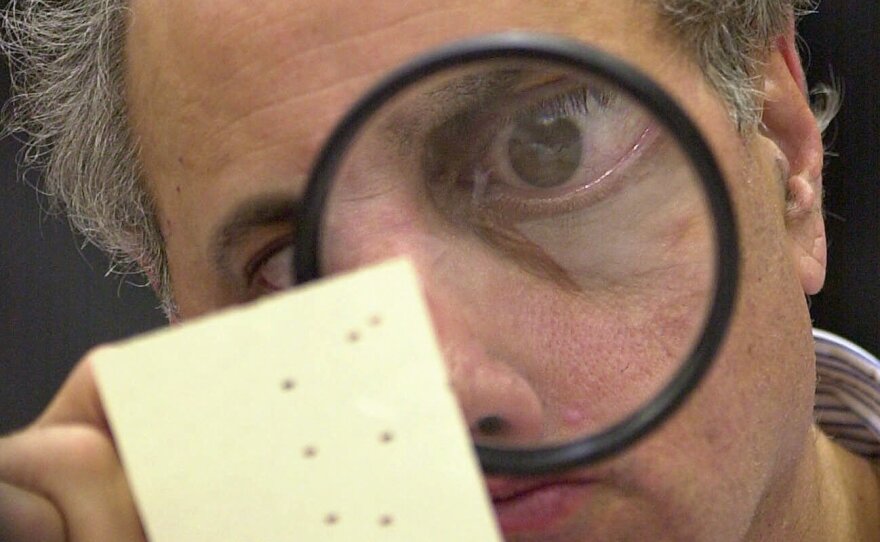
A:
[759,21,827,295]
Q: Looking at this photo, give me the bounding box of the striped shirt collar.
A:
[814,328,880,458]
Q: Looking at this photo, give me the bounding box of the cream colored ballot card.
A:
[94,259,502,542]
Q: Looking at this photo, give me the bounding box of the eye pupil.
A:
[507,114,583,188]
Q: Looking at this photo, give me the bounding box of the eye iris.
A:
[507,114,583,188]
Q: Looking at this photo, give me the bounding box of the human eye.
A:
[422,78,655,221]
[246,238,296,294]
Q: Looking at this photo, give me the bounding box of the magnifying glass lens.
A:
[299,41,736,472]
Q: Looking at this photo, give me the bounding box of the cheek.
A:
[494,148,718,433]
[596,135,819,542]
[486,275,710,438]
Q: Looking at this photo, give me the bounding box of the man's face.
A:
[126,1,819,540]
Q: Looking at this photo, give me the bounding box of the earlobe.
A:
[759,26,827,295]
[785,172,827,295]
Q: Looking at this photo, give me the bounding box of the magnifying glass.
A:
[294,33,739,475]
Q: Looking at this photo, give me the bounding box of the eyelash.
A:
[422,84,648,219]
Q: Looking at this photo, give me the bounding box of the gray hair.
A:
[659,0,811,128]
[2,0,174,314]
[0,0,829,318]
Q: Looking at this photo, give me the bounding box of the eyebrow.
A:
[383,70,529,147]
[211,194,301,278]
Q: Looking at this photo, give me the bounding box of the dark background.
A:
[0,1,166,434]
[1,2,878,434]
[800,1,880,354]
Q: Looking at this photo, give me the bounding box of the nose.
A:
[324,244,548,446]
[423,284,547,446]
[321,190,548,447]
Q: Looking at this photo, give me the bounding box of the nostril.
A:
[475,415,510,437]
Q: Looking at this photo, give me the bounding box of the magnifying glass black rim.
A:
[294,32,739,475]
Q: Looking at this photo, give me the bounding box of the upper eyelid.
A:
[422,84,607,173]
[209,194,301,282]
[442,77,610,128]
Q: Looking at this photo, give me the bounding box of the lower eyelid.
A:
[476,122,659,220]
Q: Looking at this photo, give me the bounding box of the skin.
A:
[0,1,878,541]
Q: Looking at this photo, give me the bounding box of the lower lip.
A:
[492,483,593,535]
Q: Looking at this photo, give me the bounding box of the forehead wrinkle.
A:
[193,5,484,118]
[145,1,461,92]
[137,0,633,117]
[223,6,467,103]
[185,87,363,183]
[208,0,660,155]
[129,3,484,181]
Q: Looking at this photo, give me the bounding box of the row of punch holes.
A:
[280,312,396,528]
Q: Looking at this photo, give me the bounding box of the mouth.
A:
[488,476,596,535]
